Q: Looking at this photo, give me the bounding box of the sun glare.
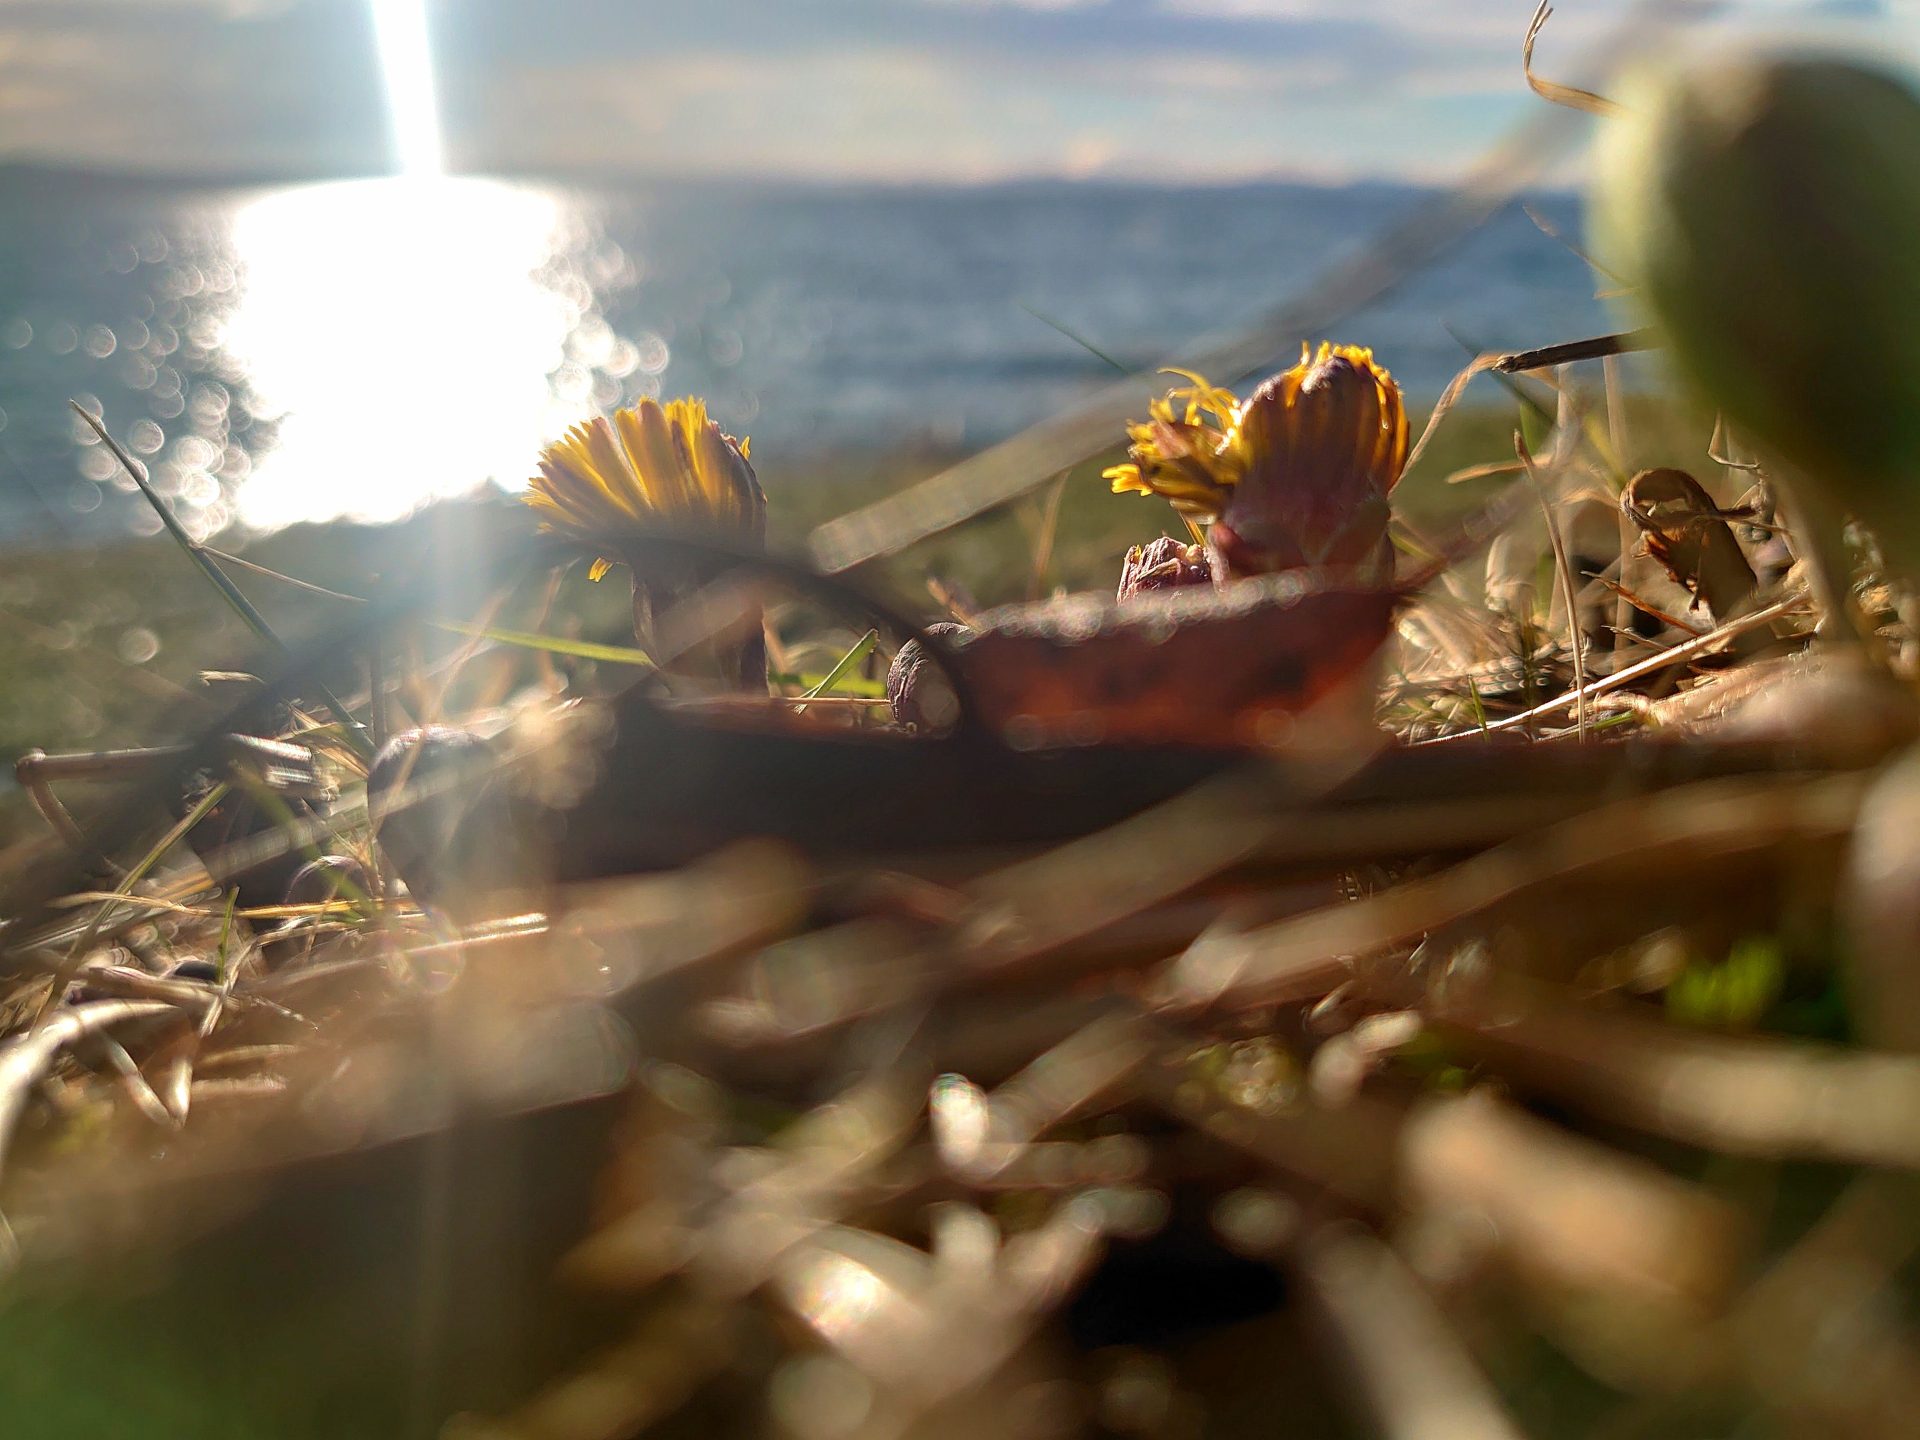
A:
[368,0,444,176]
[216,2,593,528]
[224,179,576,528]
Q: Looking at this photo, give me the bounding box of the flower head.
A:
[526,396,764,579]
[1105,343,1408,579]
[1103,368,1245,519]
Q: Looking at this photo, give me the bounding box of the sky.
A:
[0,0,1909,184]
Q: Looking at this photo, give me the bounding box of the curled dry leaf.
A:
[952,573,1397,750]
[1622,467,1758,622]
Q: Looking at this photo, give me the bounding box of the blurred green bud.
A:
[1593,53,1920,571]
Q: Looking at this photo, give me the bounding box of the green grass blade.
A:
[425,619,656,667]
[72,403,373,758]
[769,670,885,698]
[1018,302,1131,374]
[803,630,880,700]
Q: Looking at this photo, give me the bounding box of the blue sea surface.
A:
[0,171,1608,541]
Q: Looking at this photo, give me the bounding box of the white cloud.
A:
[920,0,1109,9]
[0,0,1916,181]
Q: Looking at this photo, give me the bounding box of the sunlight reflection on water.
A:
[225,177,577,528]
[0,173,1612,541]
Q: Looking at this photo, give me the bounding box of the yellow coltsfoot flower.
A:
[1105,343,1408,582]
[526,395,764,579]
[527,396,768,689]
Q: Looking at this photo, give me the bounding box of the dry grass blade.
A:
[542,842,812,997]
[1516,425,1589,738]
[1026,471,1070,602]
[1524,1,1626,117]
[959,762,1368,972]
[1154,772,1862,1015]
[933,1006,1154,1181]
[773,1207,1101,1424]
[565,1069,927,1302]
[456,1295,736,1440]
[1429,973,1920,1167]
[715,759,1377,1047]
[1417,594,1806,742]
[1732,1177,1920,1439]
[70,404,370,756]
[1146,1010,1742,1311]
[1400,1092,1744,1312]
[1295,1223,1530,1440]
[0,1000,172,1233]
[1139,1027,1404,1209]
[1523,202,1626,284]
[1404,352,1505,475]
[26,781,231,1018]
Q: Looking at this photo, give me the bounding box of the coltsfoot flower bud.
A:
[886,622,969,732]
[1117,536,1212,601]
[1593,54,1920,574]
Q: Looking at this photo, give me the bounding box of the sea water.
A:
[0,169,1607,542]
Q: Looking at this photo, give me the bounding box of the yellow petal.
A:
[697,422,763,531]
[582,416,645,519]
[531,394,768,555]
[621,398,693,515]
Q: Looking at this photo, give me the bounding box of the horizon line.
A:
[0,152,1583,197]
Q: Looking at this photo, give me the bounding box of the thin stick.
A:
[1418,595,1804,743]
[13,751,99,855]
[1494,328,1658,373]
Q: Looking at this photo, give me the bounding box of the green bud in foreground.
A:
[1592,53,1920,573]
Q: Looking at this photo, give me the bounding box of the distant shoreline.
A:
[0,157,1581,204]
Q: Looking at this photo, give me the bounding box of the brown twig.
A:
[1494,328,1659,373]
